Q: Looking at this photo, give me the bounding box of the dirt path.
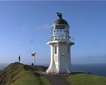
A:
[44,74,71,85]
[27,65,71,85]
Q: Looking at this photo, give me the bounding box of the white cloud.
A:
[36,24,50,30]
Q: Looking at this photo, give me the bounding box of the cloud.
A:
[36,24,50,30]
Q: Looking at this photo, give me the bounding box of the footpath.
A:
[45,74,71,85]
[30,65,71,85]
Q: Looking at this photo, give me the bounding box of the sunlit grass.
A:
[10,71,50,85]
[0,62,51,85]
[67,73,106,85]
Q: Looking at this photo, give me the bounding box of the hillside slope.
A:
[67,73,106,85]
[0,62,50,85]
[0,62,106,85]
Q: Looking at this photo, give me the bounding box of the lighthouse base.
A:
[46,62,71,74]
[46,53,72,74]
[46,41,73,74]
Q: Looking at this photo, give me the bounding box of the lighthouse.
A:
[46,12,75,73]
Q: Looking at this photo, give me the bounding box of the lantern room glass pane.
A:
[56,25,65,29]
[51,25,70,41]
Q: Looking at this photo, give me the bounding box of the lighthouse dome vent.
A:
[52,12,69,26]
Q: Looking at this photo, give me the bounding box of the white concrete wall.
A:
[46,43,60,73]
[58,43,71,73]
[46,41,73,73]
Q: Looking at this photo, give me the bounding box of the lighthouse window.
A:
[54,46,57,54]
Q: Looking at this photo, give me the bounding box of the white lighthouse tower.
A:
[46,12,74,73]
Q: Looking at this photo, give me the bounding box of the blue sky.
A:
[0,1,106,65]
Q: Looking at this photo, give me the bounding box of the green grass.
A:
[10,71,50,85]
[67,73,106,85]
[0,62,51,85]
[2,62,106,85]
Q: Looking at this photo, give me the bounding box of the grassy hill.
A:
[67,73,106,85]
[0,62,106,85]
[0,62,50,85]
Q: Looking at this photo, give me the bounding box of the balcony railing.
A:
[49,35,74,42]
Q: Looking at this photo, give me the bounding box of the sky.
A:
[0,1,106,65]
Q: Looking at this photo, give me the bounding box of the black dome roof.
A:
[53,18,68,25]
[52,12,69,26]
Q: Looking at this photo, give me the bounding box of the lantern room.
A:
[51,12,70,41]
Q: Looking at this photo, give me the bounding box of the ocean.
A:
[0,64,8,70]
[0,63,106,77]
[72,64,106,77]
